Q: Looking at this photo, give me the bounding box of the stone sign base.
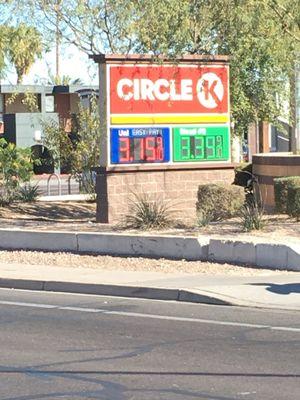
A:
[95,164,235,224]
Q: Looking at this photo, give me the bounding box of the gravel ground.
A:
[0,250,292,276]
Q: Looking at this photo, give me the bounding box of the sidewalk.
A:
[0,262,299,311]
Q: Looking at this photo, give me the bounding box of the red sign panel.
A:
[110,65,228,114]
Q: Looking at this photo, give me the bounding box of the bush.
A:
[239,197,265,231]
[18,184,39,202]
[274,176,300,214]
[196,184,245,221]
[196,209,213,227]
[124,193,174,229]
[287,185,300,220]
[0,139,33,206]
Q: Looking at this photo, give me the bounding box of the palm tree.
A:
[0,25,11,78]
[47,74,84,86]
[7,24,43,84]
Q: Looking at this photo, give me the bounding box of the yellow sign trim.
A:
[111,114,229,125]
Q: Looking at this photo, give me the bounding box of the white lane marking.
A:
[0,300,57,309]
[0,300,299,333]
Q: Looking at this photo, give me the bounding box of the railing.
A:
[67,175,72,195]
[47,173,62,196]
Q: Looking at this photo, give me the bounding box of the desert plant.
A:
[287,185,300,220]
[196,184,245,222]
[0,139,33,205]
[18,183,39,202]
[239,179,265,231]
[239,197,265,231]
[196,209,213,227]
[124,193,174,230]
[274,176,300,214]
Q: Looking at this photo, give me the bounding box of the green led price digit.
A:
[173,126,229,162]
[206,136,216,159]
[195,136,205,159]
[215,135,223,158]
[180,137,190,159]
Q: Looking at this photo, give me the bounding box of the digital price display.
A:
[173,126,229,162]
[110,127,170,164]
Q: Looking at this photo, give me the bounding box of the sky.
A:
[3,44,98,86]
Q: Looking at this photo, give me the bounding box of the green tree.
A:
[6,24,43,83]
[43,95,100,194]
[71,95,101,194]
[130,0,299,136]
[4,0,135,54]
[42,117,73,171]
[0,138,33,205]
[0,25,9,76]
[47,73,84,85]
[4,0,300,136]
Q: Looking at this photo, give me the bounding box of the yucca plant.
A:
[196,209,213,227]
[125,193,174,229]
[239,182,265,231]
[18,183,39,202]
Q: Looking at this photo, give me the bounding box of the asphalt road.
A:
[0,288,299,400]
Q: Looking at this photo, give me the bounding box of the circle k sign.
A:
[196,72,225,109]
[110,65,229,115]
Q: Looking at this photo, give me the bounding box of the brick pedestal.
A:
[95,164,235,224]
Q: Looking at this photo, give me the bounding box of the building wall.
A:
[70,94,80,114]
[96,166,235,224]
[54,93,71,118]
[5,94,40,113]
[15,113,58,148]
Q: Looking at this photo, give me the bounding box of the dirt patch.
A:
[0,201,299,243]
[0,250,293,276]
[0,201,96,222]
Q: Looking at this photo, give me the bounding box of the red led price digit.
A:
[156,137,164,161]
[119,137,130,162]
[145,137,155,161]
[139,137,145,161]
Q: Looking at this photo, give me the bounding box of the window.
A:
[45,95,54,112]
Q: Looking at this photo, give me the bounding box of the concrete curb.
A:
[37,194,91,202]
[0,278,232,306]
[208,238,300,271]
[1,278,300,311]
[0,228,299,271]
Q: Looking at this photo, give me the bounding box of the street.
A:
[0,288,299,400]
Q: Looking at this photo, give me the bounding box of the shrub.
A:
[274,176,300,214]
[124,193,174,230]
[196,184,245,221]
[287,185,300,220]
[196,209,213,227]
[18,184,39,202]
[0,139,33,206]
[239,197,265,231]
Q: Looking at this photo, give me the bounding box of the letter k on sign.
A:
[196,72,224,109]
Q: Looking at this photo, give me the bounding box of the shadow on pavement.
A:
[248,283,300,295]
